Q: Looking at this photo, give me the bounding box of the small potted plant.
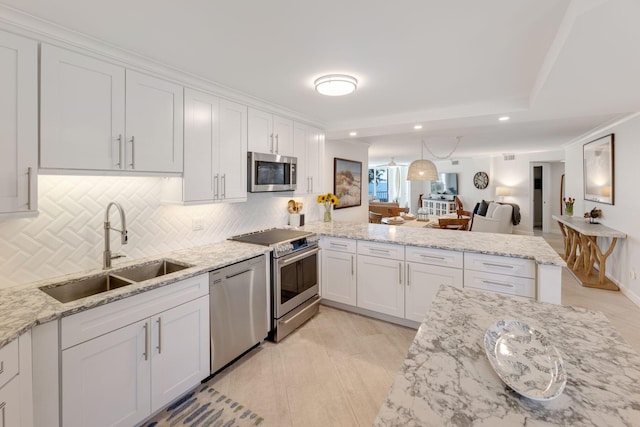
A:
[563,197,575,216]
[317,193,339,222]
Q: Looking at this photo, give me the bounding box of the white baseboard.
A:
[609,276,640,308]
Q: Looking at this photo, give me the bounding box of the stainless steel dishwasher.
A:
[209,254,268,374]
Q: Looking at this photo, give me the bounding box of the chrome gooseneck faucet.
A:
[103,201,128,269]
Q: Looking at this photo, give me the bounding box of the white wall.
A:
[564,114,640,305]
[323,139,369,223]
[0,175,320,288]
[431,157,493,212]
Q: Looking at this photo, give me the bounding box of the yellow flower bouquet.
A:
[317,193,339,222]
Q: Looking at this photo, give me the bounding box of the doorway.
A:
[531,161,565,235]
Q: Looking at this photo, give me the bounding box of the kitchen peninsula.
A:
[302,221,565,305]
[374,286,640,426]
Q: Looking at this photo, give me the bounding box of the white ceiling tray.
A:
[484,319,567,401]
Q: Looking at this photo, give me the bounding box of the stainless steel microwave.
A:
[248,152,297,192]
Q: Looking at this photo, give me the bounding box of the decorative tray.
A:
[484,319,567,401]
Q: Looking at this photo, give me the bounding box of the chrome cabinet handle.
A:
[129,136,135,169]
[482,280,514,288]
[116,134,123,168]
[351,255,354,275]
[275,134,279,153]
[330,242,348,248]
[310,176,313,192]
[143,322,149,360]
[370,248,391,254]
[27,167,32,210]
[156,317,162,354]
[482,262,514,269]
[0,360,4,374]
[214,174,219,199]
[399,262,402,285]
[221,174,226,199]
[406,264,410,286]
[420,254,445,260]
[269,133,274,153]
[307,177,310,193]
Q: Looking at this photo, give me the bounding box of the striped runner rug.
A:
[142,383,265,427]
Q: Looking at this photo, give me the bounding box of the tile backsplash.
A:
[0,175,319,288]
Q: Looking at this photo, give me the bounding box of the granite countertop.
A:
[0,240,270,349]
[302,221,565,266]
[374,286,640,426]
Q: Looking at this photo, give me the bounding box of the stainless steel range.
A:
[230,228,320,341]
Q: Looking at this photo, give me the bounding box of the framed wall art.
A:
[333,157,362,209]
[583,134,614,205]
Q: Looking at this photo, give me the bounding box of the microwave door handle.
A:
[278,247,320,266]
[290,162,295,188]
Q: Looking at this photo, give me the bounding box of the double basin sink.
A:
[39,259,193,303]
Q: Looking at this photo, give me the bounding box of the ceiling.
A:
[1,0,638,164]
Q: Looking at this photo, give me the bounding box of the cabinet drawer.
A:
[62,273,208,349]
[321,237,356,253]
[357,240,404,260]
[0,338,19,389]
[464,252,535,279]
[464,270,535,298]
[406,246,463,268]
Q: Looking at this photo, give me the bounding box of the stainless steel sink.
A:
[113,259,191,282]
[40,259,193,303]
[40,274,134,303]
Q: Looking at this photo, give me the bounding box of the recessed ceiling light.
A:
[414,124,423,130]
[314,74,358,96]
[349,131,357,137]
[499,116,510,121]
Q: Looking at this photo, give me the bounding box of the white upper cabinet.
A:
[40,44,183,173]
[0,30,38,215]
[293,122,324,195]
[41,44,125,171]
[247,107,293,156]
[125,70,183,173]
[180,88,247,203]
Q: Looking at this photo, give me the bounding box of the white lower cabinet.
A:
[405,246,463,322]
[60,274,209,427]
[321,238,356,306]
[356,241,405,318]
[0,332,33,427]
[464,252,536,298]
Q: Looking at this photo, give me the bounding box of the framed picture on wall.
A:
[333,158,362,209]
[583,134,614,205]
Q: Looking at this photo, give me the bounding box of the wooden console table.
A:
[553,215,626,290]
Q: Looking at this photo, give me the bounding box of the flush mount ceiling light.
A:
[349,131,358,136]
[499,116,510,121]
[314,74,357,96]
[414,124,423,130]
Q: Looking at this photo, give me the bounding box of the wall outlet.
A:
[192,217,204,231]
[631,269,638,280]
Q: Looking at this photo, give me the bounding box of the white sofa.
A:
[470,202,513,234]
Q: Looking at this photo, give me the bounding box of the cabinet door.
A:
[0,376,21,427]
[405,262,463,322]
[40,44,125,171]
[273,114,294,156]
[357,255,404,317]
[293,122,309,194]
[0,31,37,214]
[218,99,248,201]
[125,70,183,172]
[307,127,323,194]
[247,107,274,153]
[183,88,219,202]
[322,250,356,306]
[62,320,151,427]
[151,296,209,413]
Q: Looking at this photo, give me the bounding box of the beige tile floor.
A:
[209,232,640,426]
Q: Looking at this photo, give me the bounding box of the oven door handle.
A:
[277,246,320,266]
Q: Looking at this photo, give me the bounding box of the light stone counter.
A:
[0,240,270,349]
[374,286,640,426]
[301,221,565,266]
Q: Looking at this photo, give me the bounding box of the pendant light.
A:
[407,139,439,181]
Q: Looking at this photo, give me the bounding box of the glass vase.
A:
[565,205,573,216]
[323,203,332,222]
